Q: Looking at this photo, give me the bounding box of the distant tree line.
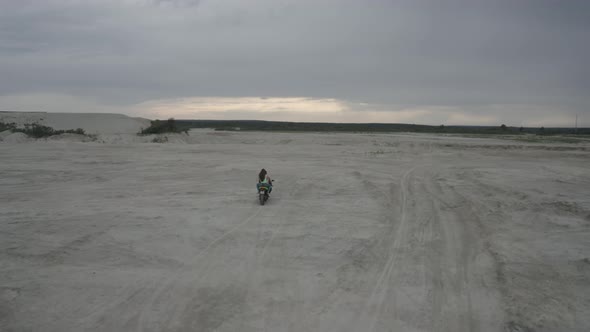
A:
[172,120,589,135]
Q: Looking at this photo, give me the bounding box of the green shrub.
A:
[15,124,56,138]
[63,128,86,135]
[3,122,86,138]
[140,118,187,135]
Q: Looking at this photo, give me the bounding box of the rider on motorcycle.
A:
[257,168,273,194]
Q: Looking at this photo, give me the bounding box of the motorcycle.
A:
[257,180,274,205]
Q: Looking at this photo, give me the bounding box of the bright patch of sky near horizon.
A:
[0,0,588,126]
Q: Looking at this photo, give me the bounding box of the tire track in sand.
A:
[357,166,416,331]
[136,177,303,331]
[135,205,264,332]
[356,165,502,332]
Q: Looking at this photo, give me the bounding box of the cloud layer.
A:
[0,0,588,125]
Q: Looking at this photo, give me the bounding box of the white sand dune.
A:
[0,111,150,134]
[1,115,589,332]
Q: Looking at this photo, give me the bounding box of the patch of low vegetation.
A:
[0,121,86,138]
[139,118,189,135]
[151,136,169,143]
[366,149,398,157]
[0,121,16,132]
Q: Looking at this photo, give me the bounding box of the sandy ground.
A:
[1,128,589,331]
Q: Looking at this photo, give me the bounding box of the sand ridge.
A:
[0,111,150,135]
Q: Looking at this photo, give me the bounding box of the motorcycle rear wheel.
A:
[259,193,265,205]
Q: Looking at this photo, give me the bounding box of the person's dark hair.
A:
[259,169,267,182]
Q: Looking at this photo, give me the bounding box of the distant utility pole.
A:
[575,114,578,134]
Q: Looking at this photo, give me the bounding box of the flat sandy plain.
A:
[1,124,589,331]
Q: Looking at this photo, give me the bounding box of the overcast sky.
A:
[1,0,588,126]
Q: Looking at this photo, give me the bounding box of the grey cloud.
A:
[0,0,588,124]
[153,0,201,7]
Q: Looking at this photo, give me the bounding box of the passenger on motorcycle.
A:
[257,168,273,194]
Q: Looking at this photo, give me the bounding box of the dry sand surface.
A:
[1,118,589,331]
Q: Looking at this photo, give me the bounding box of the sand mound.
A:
[93,134,150,144]
[148,133,190,144]
[0,130,12,140]
[45,133,95,143]
[2,132,30,143]
[0,112,151,135]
